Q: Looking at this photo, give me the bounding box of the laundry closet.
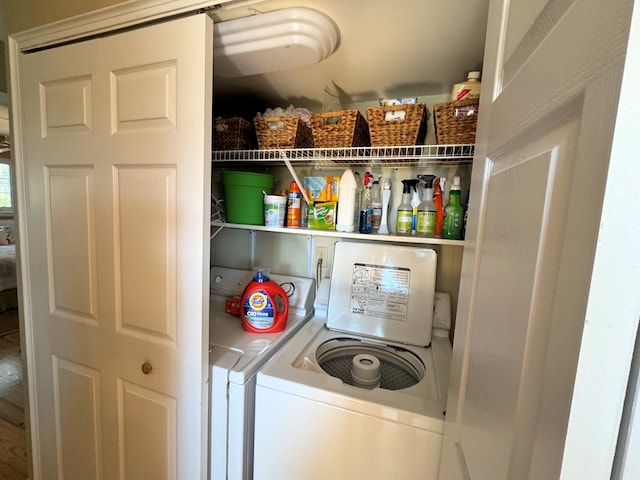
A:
[7,0,640,479]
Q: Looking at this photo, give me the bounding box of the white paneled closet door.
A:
[15,13,212,479]
[441,0,640,479]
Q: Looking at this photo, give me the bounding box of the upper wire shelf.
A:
[211,144,474,168]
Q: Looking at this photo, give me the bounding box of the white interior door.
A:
[441,0,640,479]
[13,13,212,479]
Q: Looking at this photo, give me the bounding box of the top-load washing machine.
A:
[208,266,315,480]
[253,242,452,480]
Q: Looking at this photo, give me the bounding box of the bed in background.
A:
[0,244,17,312]
[0,225,17,312]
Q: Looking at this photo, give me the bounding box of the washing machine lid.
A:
[326,242,436,346]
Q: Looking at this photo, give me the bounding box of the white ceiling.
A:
[211,0,490,118]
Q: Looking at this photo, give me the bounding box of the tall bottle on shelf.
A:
[433,177,446,237]
[451,71,481,101]
[359,172,374,234]
[286,180,302,228]
[336,168,359,233]
[442,175,464,240]
[395,180,413,236]
[377,178,392,234]
[462,189,470,239]
[371,177,382,232]
[416,175,436,237]
[409,179,421,235]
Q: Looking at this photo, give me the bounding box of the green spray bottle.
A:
[442,175,464,240]
[396,180,413,235]
[416,175,437,236]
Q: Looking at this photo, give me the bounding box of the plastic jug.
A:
[336,168,358,232]
[240,268,289,333]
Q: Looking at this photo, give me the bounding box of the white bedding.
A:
[0,244,16,291]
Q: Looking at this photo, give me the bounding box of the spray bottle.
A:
[371,177,382,232]
[405,179,420,235]
[433,177,446,237]
[377,178,392,234]
[416,175,437,236]
[396,180,413,236]
[442,175,464,240]
[359,172,374,234]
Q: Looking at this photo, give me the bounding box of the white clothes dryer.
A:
[208,266,315,480]
[253,242,452,480]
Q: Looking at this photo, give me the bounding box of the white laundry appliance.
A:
[253,242,452,480]
[208,266,315,480]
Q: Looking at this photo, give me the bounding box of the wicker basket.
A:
[213,117,256,151]
[433,98,479,144]
[254,116,314,149]
[310,110,370,148]
[366,104,429,147]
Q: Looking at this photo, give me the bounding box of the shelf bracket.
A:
[280,150,311,204]
[249,229,256,268]
[210,223,224,239]
[306,235,316,278]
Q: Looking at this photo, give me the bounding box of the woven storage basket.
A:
[433,98,479,144]
[254,116,314,149]
[310,110,370,148]
[366,104,429,146]
[213,117,256,151]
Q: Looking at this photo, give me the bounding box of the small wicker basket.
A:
[366,104,429,147]
[310,110,370,148]
[213,117,256,151]
[254,116,314,149]
[433,98,479,144]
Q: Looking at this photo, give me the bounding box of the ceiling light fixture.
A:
[213,7,339,78]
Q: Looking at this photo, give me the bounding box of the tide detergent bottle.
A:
[240,268,289,333]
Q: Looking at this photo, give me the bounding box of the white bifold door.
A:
[13,13,212,479]
[441,0,640,479]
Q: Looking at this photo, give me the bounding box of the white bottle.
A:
[336,168,358,232]
[451,71,481,101]
[377,178,392,234]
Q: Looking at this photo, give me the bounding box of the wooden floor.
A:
[0,309,28,480]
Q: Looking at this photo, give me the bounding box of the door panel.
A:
[461,113,581,479]
[112,62,177,131]
[118,379,176,480]
[53,357,102,480]
[16,13,212,479]
[115,165,177,344]
[41,76,93,135]
[45,166,98,322]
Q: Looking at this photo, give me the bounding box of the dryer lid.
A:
[326,242,437,346]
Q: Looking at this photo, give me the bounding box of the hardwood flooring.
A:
[0,309,28,480]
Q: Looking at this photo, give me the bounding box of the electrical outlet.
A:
[314,246,329,274]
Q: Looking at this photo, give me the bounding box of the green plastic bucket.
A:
[222,171,277,225]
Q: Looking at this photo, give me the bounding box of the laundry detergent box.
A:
[304,176,339,202]
[308,201,337,229]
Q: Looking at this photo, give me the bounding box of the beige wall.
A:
[0,0,128,97]
[1,0,128,36]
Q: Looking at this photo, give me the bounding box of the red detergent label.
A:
[456,88,472,101]
[243,290,275,329]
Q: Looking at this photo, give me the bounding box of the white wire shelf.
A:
[211,144,474,168]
